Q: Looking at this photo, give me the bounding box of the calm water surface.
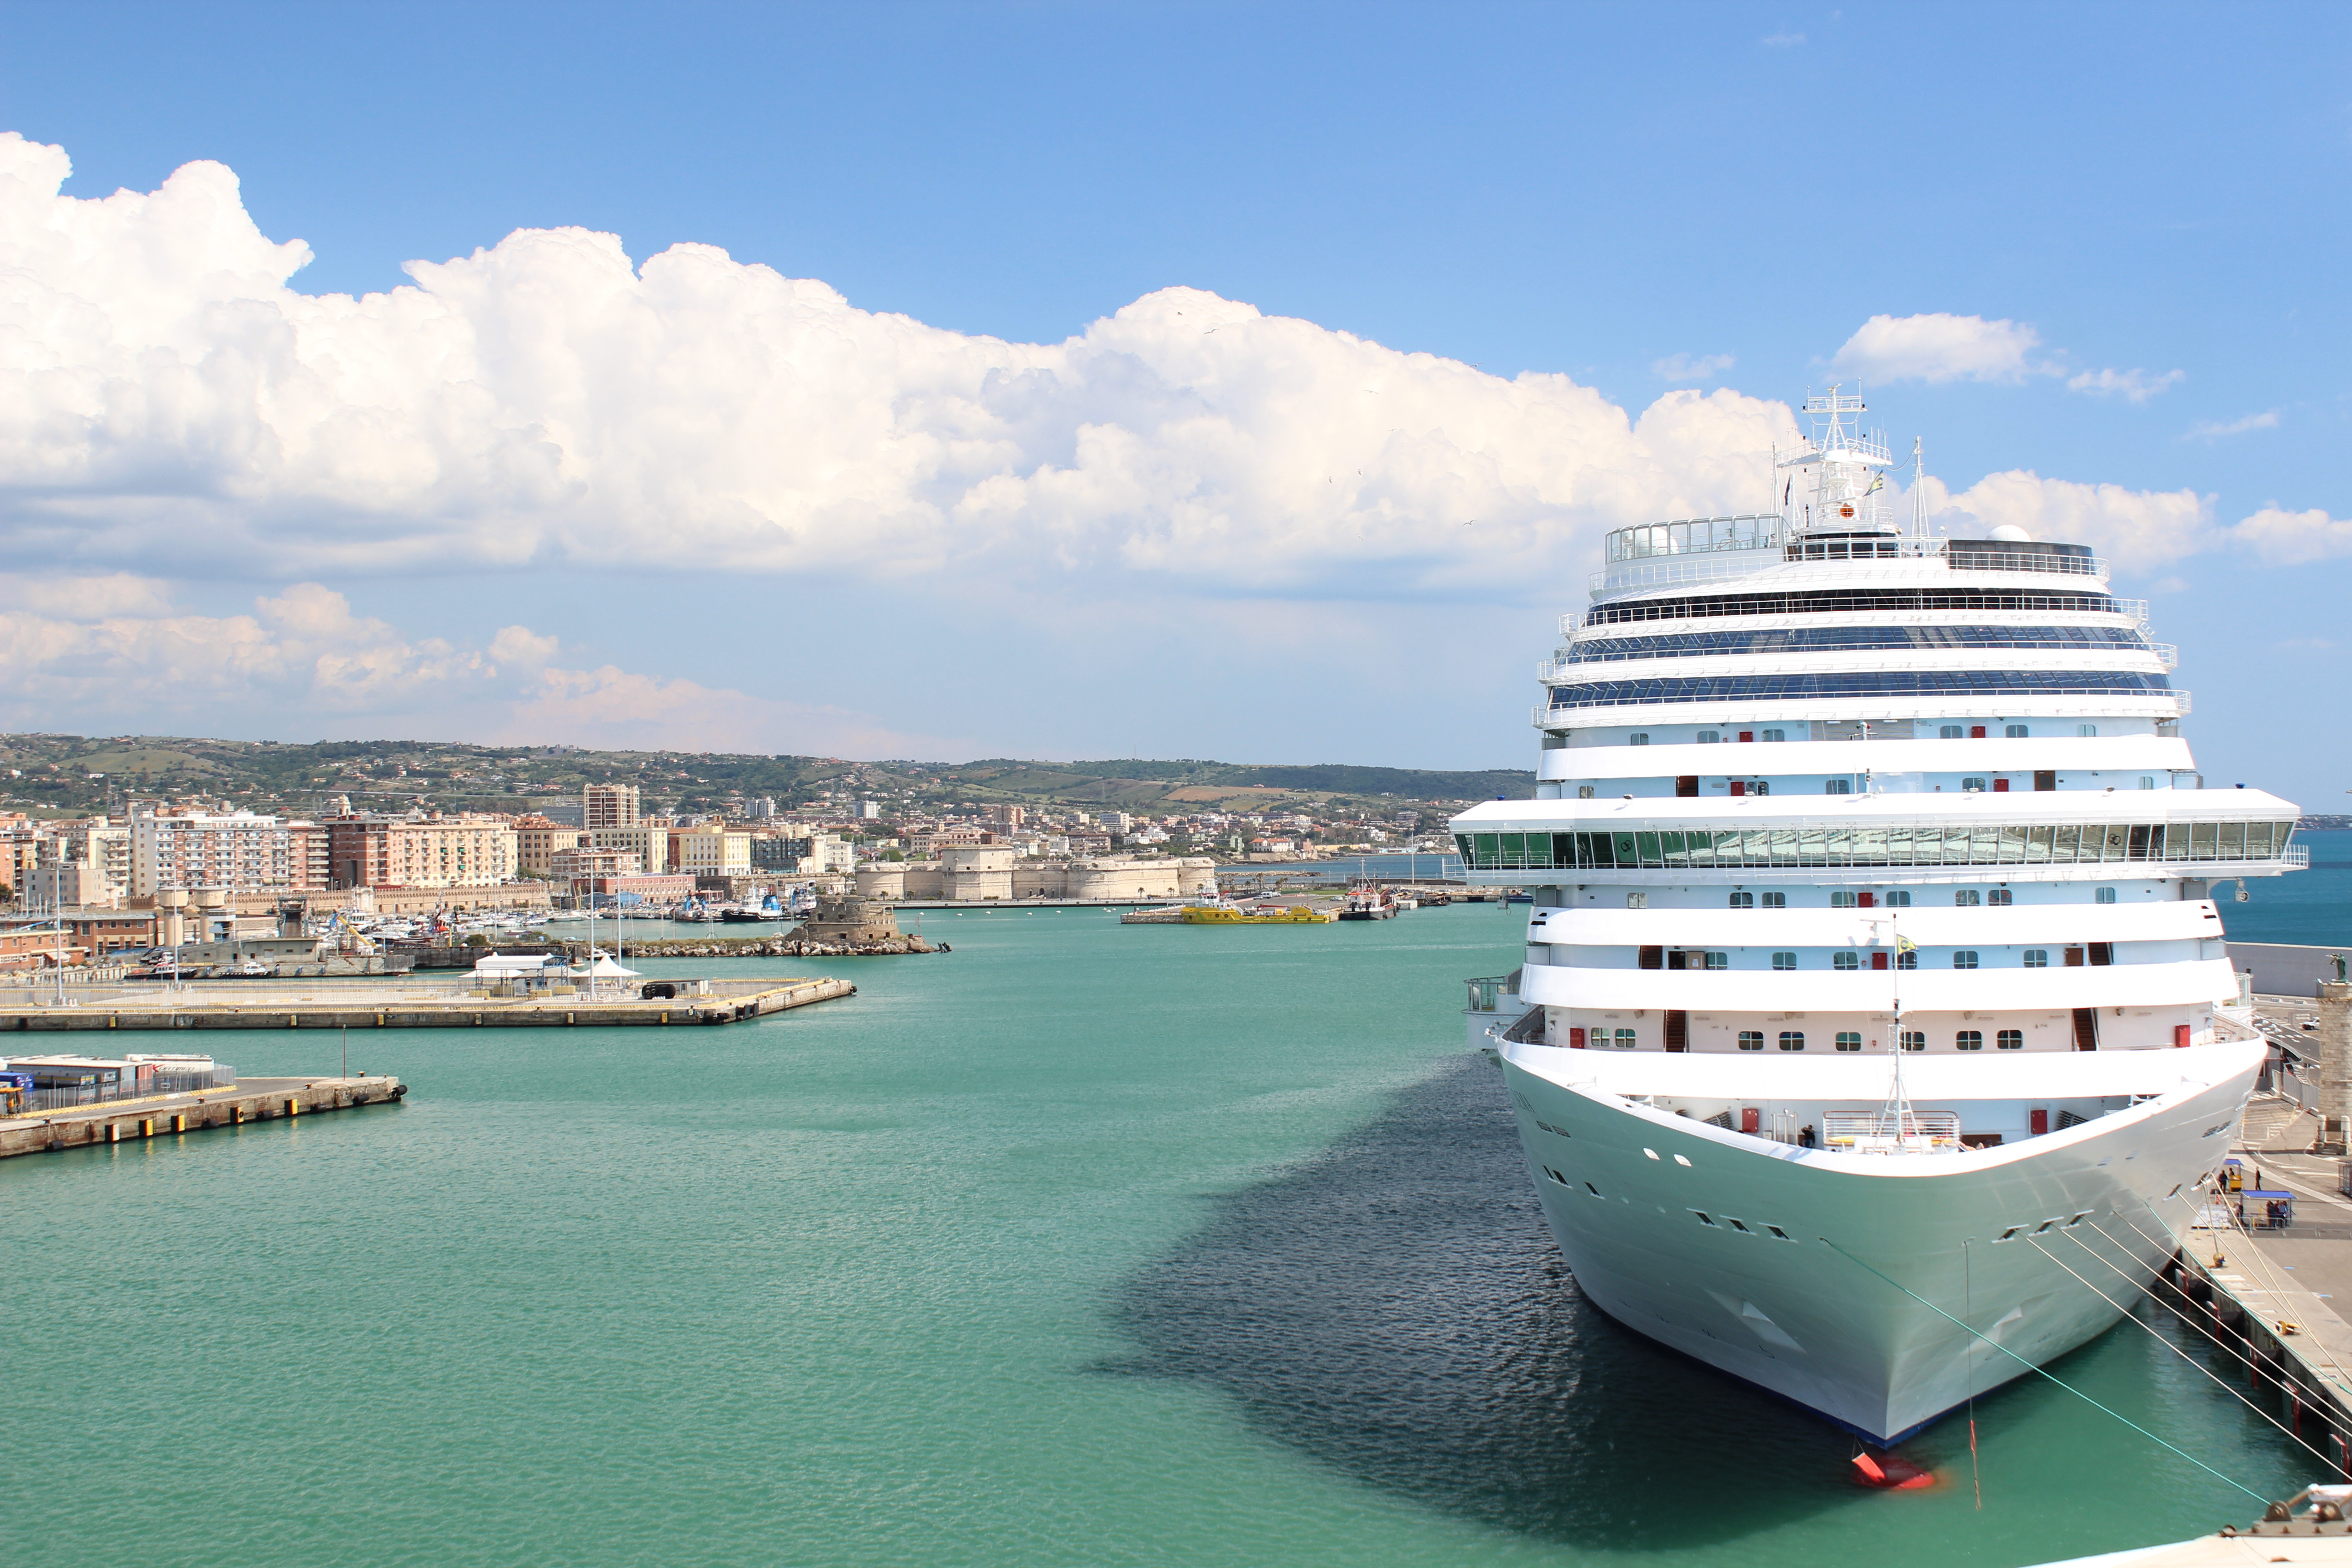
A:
[8,886,2347,1568]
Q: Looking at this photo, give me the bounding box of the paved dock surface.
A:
[0,1074,404,1159]
[0,975,854,1032]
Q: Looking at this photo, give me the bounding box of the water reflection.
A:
[1107,1055,1886,1548]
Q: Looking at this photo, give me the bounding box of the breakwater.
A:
[598,936,940,958]
[0,975,854,1031]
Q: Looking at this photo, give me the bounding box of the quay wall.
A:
[0,977,855,1032]
[0,1075,405,1161]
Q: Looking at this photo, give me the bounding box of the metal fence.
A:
[7,1067,236,1117]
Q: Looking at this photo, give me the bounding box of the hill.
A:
[0,734,1532,819]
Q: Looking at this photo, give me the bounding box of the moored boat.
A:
[1450,388,2302,1442]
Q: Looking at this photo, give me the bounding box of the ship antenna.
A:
[1911,436,1927,536]
[1874,910,1923,1150]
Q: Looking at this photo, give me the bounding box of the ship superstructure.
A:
[1450,391,2304,1442]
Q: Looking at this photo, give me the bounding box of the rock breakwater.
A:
[565,936,941,958]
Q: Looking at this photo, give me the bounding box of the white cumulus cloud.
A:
[0,573,966,755]
[1915,472,2217,572]
[0,132,1805,601]
[1831,313,2182,402]
[2228,506,2352,564]
[1831,314,2044,384]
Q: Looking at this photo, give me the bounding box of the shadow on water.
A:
[1103,1054,1888,1549]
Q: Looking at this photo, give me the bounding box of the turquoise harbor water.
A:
[7,864,2348,1568]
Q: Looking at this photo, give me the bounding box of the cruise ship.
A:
[1450,390,2306,1444]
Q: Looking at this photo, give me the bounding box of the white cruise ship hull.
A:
[1501,1039,2265,1443]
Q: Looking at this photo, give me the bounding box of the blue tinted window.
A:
[1559,625,2155,665]
[1547,671,2173,710]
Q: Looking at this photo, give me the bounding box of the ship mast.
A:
[1872,911,1925,1152]
[1779,385,1896,539]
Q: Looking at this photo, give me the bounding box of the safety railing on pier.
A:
[3,1068,238,1118]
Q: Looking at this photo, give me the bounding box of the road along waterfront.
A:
[2,901,2338,1568]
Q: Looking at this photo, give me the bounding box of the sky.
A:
[0,0,2346,803]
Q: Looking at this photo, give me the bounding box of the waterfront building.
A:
[588,824,672,875]
[1450,390,2302,1444]
[514,816,586,875]
[671,826,753,878]
[41,820,132,904]
[326,813,521,891]
[131,807,309,895]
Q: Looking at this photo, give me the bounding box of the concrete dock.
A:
[0,975,855,1032]
[0,1073,405,1160]
[2151,1087,2352,1478]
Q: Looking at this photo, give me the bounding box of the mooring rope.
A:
[2025,1230,2339,1471]
[1820,1235,2267,1501]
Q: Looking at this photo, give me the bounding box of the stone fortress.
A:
[852,847,1218,903]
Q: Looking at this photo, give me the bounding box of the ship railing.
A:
[1540,654,2179,682]
[1603,515,1788,563]
[1465,975,1516,1013]
[1823,1109,1961,1149]
[1590,551,2112,599]
[1454,831,2305,873]
[1563,598,2155,634]
[1534,691,2190,723]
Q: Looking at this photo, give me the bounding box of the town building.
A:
[583,783,642,829]
[588,824,671,875]
[131,808,315,895]
[325,813,521,891]
[671,825,752,878]
[514,816,586,875]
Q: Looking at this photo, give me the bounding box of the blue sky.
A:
[0,1,2345,802]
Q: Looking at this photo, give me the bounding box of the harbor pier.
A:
[0,1074,405,1161]
[0,975,855,1033]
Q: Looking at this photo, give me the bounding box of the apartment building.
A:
[583,784,642,829]
[514,816,587,875]
[131,808,314,895]
[588,824,671,874]
[327,813,521,891]
[41,820,132,903]
[671,825,751,878]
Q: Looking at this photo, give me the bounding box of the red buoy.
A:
[1852,1452,1935,1490]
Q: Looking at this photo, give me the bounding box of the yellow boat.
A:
[1180,904,1334,925]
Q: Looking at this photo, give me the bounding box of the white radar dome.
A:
[1987,524,2033,542]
